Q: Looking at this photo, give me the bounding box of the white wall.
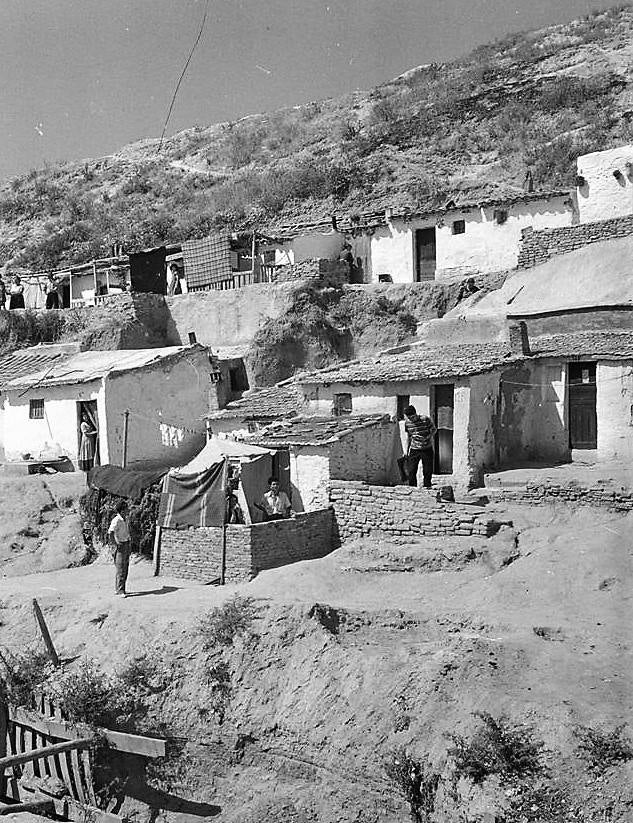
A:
[291,230,344,262]
[596,361,633,459]
[466,372,498,484]
[330,420,399,485]
[2,381,104,464]
[301,380,432,418]
[104,350,212,466]
[289,447,331,512]
[577,145,633,224]
[370,197,572,283]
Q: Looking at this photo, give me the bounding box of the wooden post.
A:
[251,231,258,283]
[121,411,129,469]
[32,599,60,667]
[0,798,55,815]
[152,526,161,577]
[92,261,98,304]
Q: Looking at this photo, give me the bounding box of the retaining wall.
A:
[159,509,334,582]
[329,481,505,540]
[274,258,349,287]
[489,481,633,512]
[517,215,633,269]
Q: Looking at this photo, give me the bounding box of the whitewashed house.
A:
[576,144,633,224]
[0,344,222,468]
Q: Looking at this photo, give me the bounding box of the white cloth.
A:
[160,423,184,448]
[259,490,291,516]
[108,513,130,544]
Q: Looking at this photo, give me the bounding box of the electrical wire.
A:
[157,0,210,154]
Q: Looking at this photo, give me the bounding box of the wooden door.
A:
[569,362,597,449]
[433,384,454,474]
[415,228,436,281]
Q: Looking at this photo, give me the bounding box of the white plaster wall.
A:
[467,372,499,483]
[330,421,399,485]
[3,381,104,464]
[596,361,633,459]
[369,198,572,283]
[104,351,211,466]
[289,447,331,512]
[577,146,633,224]
[450,382,472,486]
[301,380,431,418]
[291,230,344,262]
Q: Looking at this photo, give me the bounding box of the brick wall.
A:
[274,258,349,287]
[329,481,506,540]
[158,509,335,582]
[517,215,633,269]
[489,481,633,512]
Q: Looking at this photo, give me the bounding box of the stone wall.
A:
[274,258,349,287]
[489,482,633,512]
[517,215,633,269]
[158,509,334,582]
[329,481,505,540]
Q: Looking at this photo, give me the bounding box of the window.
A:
[229,365,249,393]
[451,219,465,235]
[29,399,44,420]
[396,395,410,421]
[494,208,508,225]
[333,393,352,416]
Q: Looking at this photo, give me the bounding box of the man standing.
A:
[403,404,437,489]
[256,477,292,521]
[108,500,131,597]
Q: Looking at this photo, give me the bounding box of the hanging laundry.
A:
[160,423,185,448]
[182,233,232,289]
[129,247,167,294]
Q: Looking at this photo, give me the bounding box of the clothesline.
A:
[124,408,205,437]
[500,369,633,389]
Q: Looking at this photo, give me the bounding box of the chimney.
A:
[508,321,530,356]
[188,331,197,345]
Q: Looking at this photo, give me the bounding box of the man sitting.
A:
[256,477,292,521]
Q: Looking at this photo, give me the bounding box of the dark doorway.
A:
[396,395,410,421]
[415,228,436,281]
[569,362,597,449]
[77,400,100,466]
[433,384,454,474]
[272,448,291,499]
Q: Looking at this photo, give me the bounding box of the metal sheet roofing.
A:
[4,346,195,391]
[246,414,390,448]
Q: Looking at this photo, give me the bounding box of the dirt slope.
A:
[1,499,632,821]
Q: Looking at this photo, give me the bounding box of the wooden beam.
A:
[0,739,93,772]
[53,796,123,823]
[8,707,167,758]
[0,797,55,815]
[31,600,60,668]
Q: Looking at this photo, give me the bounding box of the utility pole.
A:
[121,410,130,468]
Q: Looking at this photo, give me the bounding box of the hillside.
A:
[1,5,633,272]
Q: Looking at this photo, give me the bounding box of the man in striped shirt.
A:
[403,404,437,488]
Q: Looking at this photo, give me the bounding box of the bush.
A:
[80,484,161,557]
[197,597,258,650]
[0,647,55,707]
[575,724,633,774]
[384,748,440,823]
[449,712,543,784]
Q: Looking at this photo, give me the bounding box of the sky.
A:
[0,0,624,180]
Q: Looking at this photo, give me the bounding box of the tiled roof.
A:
[207,383,302,421]
[298,341,518,385]
[246,414,389,447]
[0,345,79,390]
[4,346,197,390]
[529,330,633,361]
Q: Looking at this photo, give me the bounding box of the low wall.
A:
[329,481,505,540]
[164,282,299,347]
[159,509,335,582]
[274,259,349,287]
[517,215,633,269]
[489,481,633,512]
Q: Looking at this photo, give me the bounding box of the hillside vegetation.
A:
[1,5,633,272]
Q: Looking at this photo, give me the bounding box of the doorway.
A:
[415,228,436,281]
[77,400,100,466]
[272,448,291,500]
[433,384,454,474]
[568,362,597,449]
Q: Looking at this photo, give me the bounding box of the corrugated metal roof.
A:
[4,346,195,391]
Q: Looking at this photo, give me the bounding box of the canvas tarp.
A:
[182,234,232,289]
[158,459,227,529]
[182,438,272,474]
[88,464,168,501]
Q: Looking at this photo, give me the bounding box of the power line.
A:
[157,0,210,154]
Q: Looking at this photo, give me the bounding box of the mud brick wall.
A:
[159,509,335,582]
[517,215,633,269]
[274,258,349,287]
[329,481,504,540]
[489,482,633,512]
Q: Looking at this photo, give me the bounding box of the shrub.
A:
[449,712,543,784]
[197,597,258,650]
[46,659,134,727]
[0,647,54,707]
[79,484,160,557]
[384,748,440,823]
[575,723,633,774]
